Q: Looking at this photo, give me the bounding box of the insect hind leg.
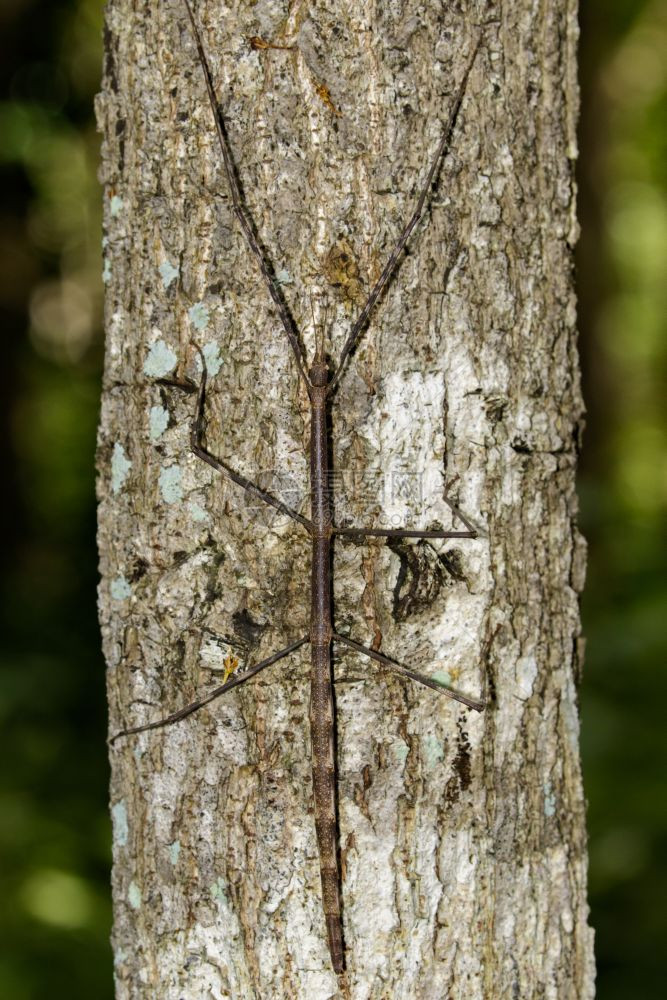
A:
[333,632,483,712]
[110,634,309,744]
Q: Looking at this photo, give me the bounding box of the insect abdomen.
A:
[310,641,344,973]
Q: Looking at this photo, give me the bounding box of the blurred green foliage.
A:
[577,2,667,997]
[0,0,111,996]
[0,0,663,996]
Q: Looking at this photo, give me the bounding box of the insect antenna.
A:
[181,0,310,388]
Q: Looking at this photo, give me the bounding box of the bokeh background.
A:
[0,0,664,996]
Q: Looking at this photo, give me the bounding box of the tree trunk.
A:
[97,0,594,996]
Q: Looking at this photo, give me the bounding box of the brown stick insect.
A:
[111,0,484,977]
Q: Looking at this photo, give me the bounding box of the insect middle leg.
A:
[333,496,478,541]
[334,526,475,540]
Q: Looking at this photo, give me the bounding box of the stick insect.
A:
[112,0,484,977]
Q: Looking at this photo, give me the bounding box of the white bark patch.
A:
[199,635,236,671]
[127,881,141,909]
[360,371,447,527]
[515,654,538,699]
[111,800,128,847]
[111,442,131,494]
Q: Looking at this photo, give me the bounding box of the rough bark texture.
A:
[97,0,594,997]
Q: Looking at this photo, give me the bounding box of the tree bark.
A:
[97,0,594,997]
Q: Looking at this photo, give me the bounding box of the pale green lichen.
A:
[275,268,292,285]
[544,781,557,818]
[169,841,181,865]
[425,735,444,767]
[111,801,128,847]
[159,261,179,288]
[202,341,222,376]
[127,881,141,909]
[188,501,209,523]
[149,404,169,442]
[211,878,227,903]
[110,195,123,217]
[143,340,178,378]
[102,259,111,284]
[392,739,410,763]
[516,655,538,700]
[430,670,452,688]
[159,465,183,504]
[110,576,132,602]
[188,302,210,330]
[111,442,131,494]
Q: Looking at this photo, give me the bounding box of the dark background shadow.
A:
[0,0,664,996]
